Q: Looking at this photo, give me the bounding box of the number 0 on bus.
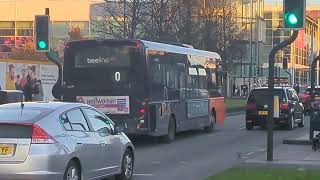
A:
[115,72,121,81]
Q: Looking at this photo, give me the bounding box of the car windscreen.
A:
[0,107,53,122]
[248,89,286,104]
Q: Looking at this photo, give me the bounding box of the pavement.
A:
[245,135,320,169]
[105,114,312,180]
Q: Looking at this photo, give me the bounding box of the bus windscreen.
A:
[74,46,131,68]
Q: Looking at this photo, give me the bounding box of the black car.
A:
[246,87,304,130]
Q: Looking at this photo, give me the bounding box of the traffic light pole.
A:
[267,30,298,161]
[310,53,320,140]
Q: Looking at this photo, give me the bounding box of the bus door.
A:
[186,68,210,129]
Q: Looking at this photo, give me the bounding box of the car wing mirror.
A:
[115,123,127,134]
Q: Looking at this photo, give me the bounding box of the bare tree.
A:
[92,0,146,39]
[141,0,179,42]
[172,0,202,45]
[198,0,247,69]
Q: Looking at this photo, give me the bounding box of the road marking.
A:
[258,148,266,152]
[133,174,154,176]
[151,161,161,164]
[179,162,189,164]
[245,152,255,156]
[240,126,246,130]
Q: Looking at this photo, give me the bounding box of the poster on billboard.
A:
[0,61,58,101]
[40,65,58,101]
[76,96,130,114]
[0,62,5,90]
[5,62,40,91]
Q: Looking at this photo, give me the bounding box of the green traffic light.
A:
[286,13,298,25]
[38,41,47,49]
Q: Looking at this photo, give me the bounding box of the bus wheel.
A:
[204,113,215,133]
[163,117,176,143]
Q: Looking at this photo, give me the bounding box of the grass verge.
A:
[226,98,246,112]
[206,167,320,180]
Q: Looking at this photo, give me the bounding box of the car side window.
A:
[60,113,72,130]
[65,109,90,131]
[83,108,114,136]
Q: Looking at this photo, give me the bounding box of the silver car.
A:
[0,102,134,180]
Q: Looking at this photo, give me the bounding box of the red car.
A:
[298,87,320,114]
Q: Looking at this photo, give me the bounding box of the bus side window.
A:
[166,64,180,101]
[150,58,166,101]
[187,68,199,99]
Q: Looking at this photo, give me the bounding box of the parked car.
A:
[0,102,134,180]
[246,87,304,130]
[298,86,320,114]
[0,90,23,105]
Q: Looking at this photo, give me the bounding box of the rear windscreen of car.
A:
[248,89,286,104]
[0,108,52,122]
[307,88,320,95]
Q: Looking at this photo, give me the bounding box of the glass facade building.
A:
[0,0,100,56]
[263,3,319,86]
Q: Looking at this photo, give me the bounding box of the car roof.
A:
[0,101,86,110]
[253,86,292,90]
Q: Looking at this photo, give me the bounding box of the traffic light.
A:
[283,0,306,29]
[35,15,50,52]
[283,57,288,70]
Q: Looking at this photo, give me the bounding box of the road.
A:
[109,114,310,180]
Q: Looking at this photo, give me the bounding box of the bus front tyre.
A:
[163,117,176,143]
[204,114,215,133]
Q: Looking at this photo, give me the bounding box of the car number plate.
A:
[258,111,268,115]
[0,144,13,156]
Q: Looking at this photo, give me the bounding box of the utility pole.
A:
[249,0,253,91]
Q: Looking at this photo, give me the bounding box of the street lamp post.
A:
[249,0,253,91]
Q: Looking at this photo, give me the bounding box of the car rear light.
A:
[139,108,145,114]
[280,103,289,110]
[246,104,256,110]
[31,124,56,144]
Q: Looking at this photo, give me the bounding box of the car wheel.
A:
[116,148,134,180]
[287,114,295,130]
[298,113,305,128]
[64,160,81,180]
[204,113,215,133]
[246,123,253,130]
[163,117,176,143]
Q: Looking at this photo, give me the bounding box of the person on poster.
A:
[6,64,16,90]
[33,80,44,101]
[15,75,22,90]
[19,67,27,89]
[23,75,33,101]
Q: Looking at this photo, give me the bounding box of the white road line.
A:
[133,174,154,176]
[240,126,246,130]
[151,161,161,164]
[258,148,266,152]
[245,152,255,156]
[179,162,189,164]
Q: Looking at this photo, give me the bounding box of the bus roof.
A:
[66,39,221,62]
[140,40,221,60]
